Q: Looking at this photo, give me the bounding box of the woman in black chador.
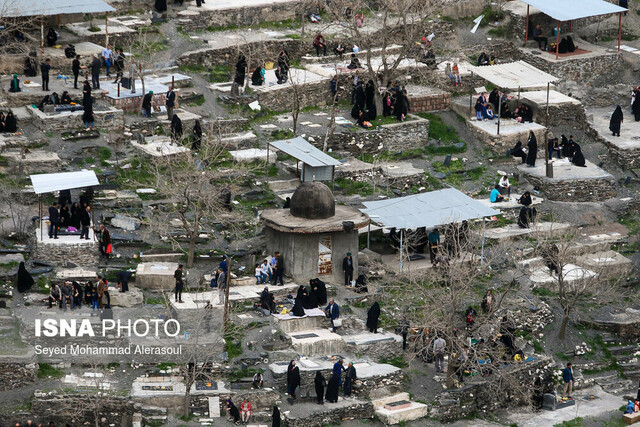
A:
[526,130,537,167]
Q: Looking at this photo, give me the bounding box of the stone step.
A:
[609,345,639,354]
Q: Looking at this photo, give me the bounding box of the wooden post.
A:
[117,82,120,97]
[524,5,530,45]
[223,256,231,330]
[497,91,502,135]
[545,82,553,178]
[39,195,43,241]
[468,72,473,118]
[172,75,175,90]
[556,21,560,61]
[105,12,109,47]
[40,18,44,55]
[618,12,622,53]
[569,20,572,33]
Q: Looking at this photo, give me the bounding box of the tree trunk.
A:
[184,383,191,418]
[187,231,196,267]
[558,312,569,340]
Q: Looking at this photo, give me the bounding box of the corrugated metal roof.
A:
[468,61,558,90]
[521,0,626,22]
[270,136,341,168]
[360,188,500,230]
[30,170,99,194]
[0,0,115,18]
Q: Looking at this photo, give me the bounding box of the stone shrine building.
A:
[260,182,369,284]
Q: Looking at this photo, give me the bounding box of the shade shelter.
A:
[520,0,627,59]
[469,60,560,177]
[360,188,500,269]
[30,170,99,240]
[0,0,116,52]
[267,136,341,183]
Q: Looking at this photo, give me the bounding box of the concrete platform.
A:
[305,55,428,79]
[343,331,401,346]
[251,68,327,92]
[476,194,543,210]
[273,308,326,333]
[130,135,190,157]
[36,222,95,245]
[229,148,276,163]
[530,263,597,284]
[381,161,425,178]
[575,250,632,277]
[484,222,572,240]
[518,158,615,202]
[519,37,615,63]
[373,392,428,425]
[286,328,344,355]
[589,106,640,168]
[379,251,474,273]
[169,283,299,309]
[135,262,178,290]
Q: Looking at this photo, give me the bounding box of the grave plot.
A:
[130,135,190,158]
[529,263,597,286]
[250,68,329,111]
[589,106,640,168]
[517,158,616,202]
[286,328,345,355]
[373,392,428,425]
[28,103,124,133]
[282,398,374,427]
[135,262,179,290]
[272,307,326,333]
[300,45,405,66]
[575,250,633,278]
[3,149,61,173]
[305,55,429,79]
[169,283,299,310]
[229,147,276,163]
[104,73,191,112]
[483,222,572,241]
[520,90,586,128]
[476,193,544,210]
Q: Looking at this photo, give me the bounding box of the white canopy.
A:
[468,60,558,90]
[0,0,115,18]
[520,0,626,22]
[30,170,99,194]
[269,136,341,167]
[360,188,500,230]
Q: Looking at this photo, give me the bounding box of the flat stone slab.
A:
[521,90,582,107]
[518,158,614,181]
[589,106,640,151]
[343,331,401,346]
[530,263,597,284]
[0,253,24,264]
[135,262,179,290]
[4,150,60,163]
[476,194,543,210]
[170,283,299,309]
[484,222,572,240]
[273,307,325,321]
[55,268,98,279]
[36,223,95,245]
[305,55,428,78]
[334,158,375,176]
[381,161,424,178]
[252,68,327,93]
[182,0,300,12]
[384,400,411,410]
[63,373,111,389]
[575,250,632,273]
[468,117,545,137]
[286,328,344,354]
[131,136,189,157]
[229,148,276,163]
[107,286,144,307]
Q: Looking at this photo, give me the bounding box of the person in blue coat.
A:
[562,363,574,398]
[332,359,345,386]
[490,185,505,203]
[325,298,340,332]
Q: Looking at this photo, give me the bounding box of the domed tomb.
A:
[290,182,336,219]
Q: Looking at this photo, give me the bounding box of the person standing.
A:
[112,48,125,84]
[174,264,184,303]
[344,362,357,397]
[142,91,153,117]
[366,302,380,333]
[97,224,111,259]
[428,228,440,264]
[314,371,326,404]
[526,130,538,167]
[433,334,446,373]
[325,373,340,403]
[325,298,340,332]
[117,270,131,293]
[82,80,95,130]
[48,202,60,239]
[271,251,284,286]
[287,360,301,404]
[101,44,113,77]
[332,359,345,387]
[96,274,105,310]
[80,205,91,239]
[40,58,51,92]
[166,87,176,120]
[562,362,574,398]
[72,55,81,89]
[90,54,101,89]
[342,252,354,286]
[610,105,623,137]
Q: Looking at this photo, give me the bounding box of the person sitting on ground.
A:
[477,51,489,66]
[548,137,561,160]
[60,91,72,105]
[291,295,305,317]
[346,53,362,69]
[8,74,20,93]
[260,287,275,313]
[500,101,513,119]
[48,283,61,309]
[498,174,511,197]
[141,91,153,117]
[226,399,241,425]
[518,191,533,207]
[533,25,548,50]
[334,40,345,58]
[251,65,265,86]
[355,12,364,27]
[465,306,477,328]
[489,54,496,65]
[310,278,327,305]
[566,35,576,53]
[490,185,505,203]
[4,112,17,133]
[570,141,586,167]
[541,243,559,276]
[356,110,371,128]
[46,27,58,47]
[452,62,462,86]
[252,372,263,389]
[275,66,286,84]
[240,398,252,424]
[313,33,327,56]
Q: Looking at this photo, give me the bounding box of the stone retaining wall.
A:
[28,392,133,426]
[30,105,124,132]
[409,92,451,113]
[178,2,304,31]
[107,92,167,114]
[178,39,306,68]
[0,362,37,391]
[32,240,100,268]
[520,171,617,202]
[328,116,430,153]
[523,51,623,84]
[283,400,374,427]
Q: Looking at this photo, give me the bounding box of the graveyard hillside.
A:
[2,0,640,426]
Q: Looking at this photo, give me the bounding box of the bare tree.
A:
[0,177,35,238]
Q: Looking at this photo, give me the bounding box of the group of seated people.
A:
[0,111,18,133]
[547,135,586,167]
[259,278,328,315]
[38,91,74,111]
[477,51,496,66]
[532,24,577,54]
[481,88,534,122]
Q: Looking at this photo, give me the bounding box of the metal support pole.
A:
[545,82,553,178]
[497,90,502,135]
[40,18,44,55]
[480,218,486,263]
[117,82,120,97]
[224,256,231,330]
[524,5,530,45]
[172,75,175,91]
[266,143,270,184]
[39,195,43,241]
[105,12,109,47]
[367,223,371,249]
[555,20,560,60]
[399,229,403,271]
[468,72,473,118]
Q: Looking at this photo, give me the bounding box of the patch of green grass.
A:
[228,367,264,381]
[106,362,120,369]
[145,296,166,305]
[179,64,209,73]
[224,337,243,360]
[488,25,509,37]
[419,113,462,144]
[270,129,294,140]
[335,178,374,196]
[0,261,19,270]
[480,6,505,26]
[285,34,301,39]
[157,362,176,370]
[532,286,556,297]
[209,65,232,83]
[532,340,544,353]
[187,95,206,106]
[38,363,64,379]
[601,36,614,42]
[379,356,409,368]
[554,418,584,427]
[88,26,101,33]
